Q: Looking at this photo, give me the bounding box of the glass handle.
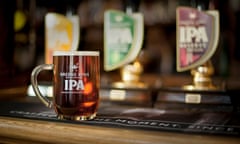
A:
[31,64,54,108]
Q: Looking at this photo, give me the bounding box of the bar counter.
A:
[0,116,239,144]
[0,96,239,144]
[0,74,240,144]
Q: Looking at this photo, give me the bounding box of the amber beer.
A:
[31,51,100,120]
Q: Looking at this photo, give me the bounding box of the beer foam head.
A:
[53,51,99,56]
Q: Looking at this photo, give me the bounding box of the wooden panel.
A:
[0,117,239,144]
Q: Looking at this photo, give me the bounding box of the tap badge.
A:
[45,13,79,64]
[176,7,219,72]
[104,10,144,71]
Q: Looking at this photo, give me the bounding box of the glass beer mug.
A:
[31,51,100,120]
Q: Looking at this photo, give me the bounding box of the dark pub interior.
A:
[0,0,240,143]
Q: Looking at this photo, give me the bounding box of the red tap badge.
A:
[176,7,219,72]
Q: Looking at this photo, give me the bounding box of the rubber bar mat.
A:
[0,101,239,136]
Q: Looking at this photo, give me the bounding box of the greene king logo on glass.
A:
[60,63,90,93]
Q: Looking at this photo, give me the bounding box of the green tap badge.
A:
[104,10,144,71]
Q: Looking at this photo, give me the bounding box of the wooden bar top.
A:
[0,81,239,144]
[0,116,239,144]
